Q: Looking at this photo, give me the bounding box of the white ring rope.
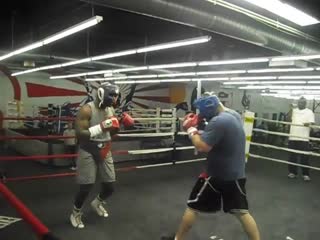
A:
[135,158,206,169]
[117,133,175,137]
[249,153,320,171]
[253,128,320,142]
[133,117,174,121]
[128,148,174,155]
[124,146,195,155]
[254,117,320,129]
[130,109,173,113]
[250,142,320,157]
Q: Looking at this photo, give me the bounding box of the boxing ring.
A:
[0,109,320,240]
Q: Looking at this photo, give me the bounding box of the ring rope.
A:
[4,158,206,183]
[0,182,54,239]
[0,154,78,161]
[1,117,75,121]
[117,132,175,137]
[249,153,320,171]
[253,128,320,142]
[254,117,320,129]
[0,146,196,161]
[250,142,320,157]
[0,135,75,140]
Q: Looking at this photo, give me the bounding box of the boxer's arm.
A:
[75,105,92,142]
[190,134,212,153]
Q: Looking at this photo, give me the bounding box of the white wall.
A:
[0,70,89,118]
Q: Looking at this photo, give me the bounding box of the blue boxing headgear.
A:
[97,83,120,109]
[193,95,220,120]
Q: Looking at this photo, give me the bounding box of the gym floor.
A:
[1,147,320,240]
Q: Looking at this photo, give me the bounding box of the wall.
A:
[1,66,314,127]
[0,66,90,121]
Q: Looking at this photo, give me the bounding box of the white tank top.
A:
[87,101,115,142]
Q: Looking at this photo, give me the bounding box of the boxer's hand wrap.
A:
[89,116,119,137]
[187,127,199,139]
[183,113,200,131]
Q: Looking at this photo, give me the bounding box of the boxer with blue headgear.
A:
[166,93,260,240]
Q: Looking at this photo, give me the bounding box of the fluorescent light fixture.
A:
[264,90,320,94]
[224,81,306,85]
[160,79,192,82]
[230,76,277,80]
[260,93,320,100]
[308,81,320,84]
[279,75,320,79]
[242,0,319,26]
[224,81,260,85]
[87,70,113,76]
[136,36,211,53]
[43,16,103,44]
[61,58,92,67]
[148,62,197,69]
[40,64,63,70]
[192,77,229,81]
[196,70,247,75]
[115,81,136,84]
[135,80,161,84]
[0,42,43,61]
[240,85,320,90]
[91,50,137,61]
[158,72,197,77]
[12,35,210,76]
[114,77,231,84]
[272,54,320,62]
[115,67,148,73]
[129,74,158,79]
[1,16,103,62]
[260,81,306,84]
[85,78,109,81]
[248,68,314,73]
[198,57,269,66]
[50,73,86,79]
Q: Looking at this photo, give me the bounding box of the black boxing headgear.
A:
[97,83,120,108]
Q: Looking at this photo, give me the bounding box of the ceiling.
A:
[0,0,319,75]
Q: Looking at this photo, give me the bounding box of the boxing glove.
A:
[183,113,200,131]
[89,116,119,138]
[121,112,135,128]
[199,172,209,179]
[100,116,120,131]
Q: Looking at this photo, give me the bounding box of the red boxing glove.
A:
[121,112,135,127]
[183,113,200,131]
[199,172,209,179]
[100,116,120,131]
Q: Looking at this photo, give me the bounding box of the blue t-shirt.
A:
[201,110,246,181]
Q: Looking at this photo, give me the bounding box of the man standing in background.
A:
[63,121,77,170]
[287,97,315,181]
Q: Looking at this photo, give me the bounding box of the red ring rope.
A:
[1,117,75,121]
[0,154,78,161]
[0,182,49,237]
[0,135,75,140]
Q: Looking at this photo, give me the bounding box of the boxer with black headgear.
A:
[162,94,261,240]
[70,83,134,229]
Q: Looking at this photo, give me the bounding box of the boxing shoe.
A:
[70,207,84,229]
[91,197,109,217]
